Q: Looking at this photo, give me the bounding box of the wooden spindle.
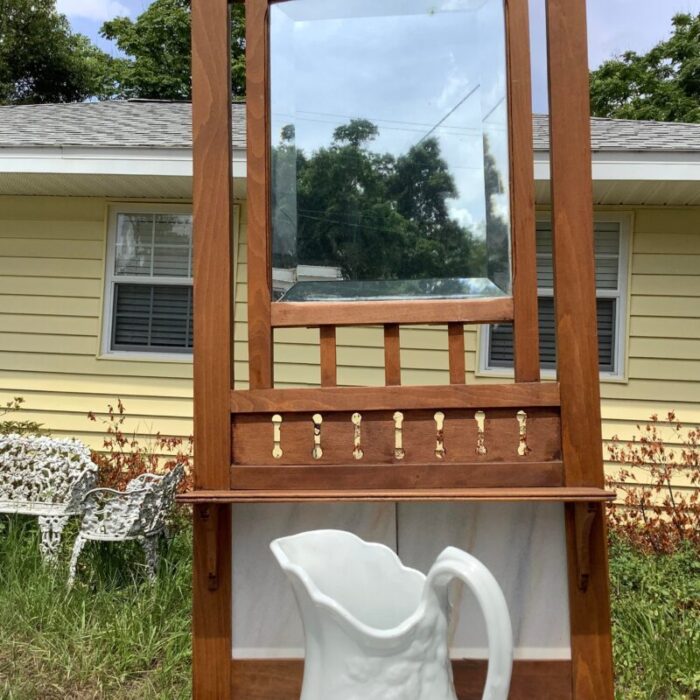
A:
[447,322,466,384]
[319,326,337,387]
[384,324,401,386]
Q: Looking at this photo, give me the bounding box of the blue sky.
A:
[57,0,700,112]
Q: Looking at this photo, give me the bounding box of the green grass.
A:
[610,537,700,700]
[0,517,698,699]
[0,515,191,699]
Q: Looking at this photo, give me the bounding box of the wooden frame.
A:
[186,0,615,697]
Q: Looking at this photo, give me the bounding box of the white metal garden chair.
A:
[67,464,185,586]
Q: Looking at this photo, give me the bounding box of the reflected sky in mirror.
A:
[270,0,511,301]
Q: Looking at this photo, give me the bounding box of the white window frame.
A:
[478,211,631,381]
[101,202,195,361]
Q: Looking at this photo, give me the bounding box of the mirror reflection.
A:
[270,0,511,302]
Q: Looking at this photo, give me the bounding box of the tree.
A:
[273,118,487,283]
[101,0,246,100]
[0,0,113,104]
[590,13,700,123]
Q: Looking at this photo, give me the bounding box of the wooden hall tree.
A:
[179,0,616,697]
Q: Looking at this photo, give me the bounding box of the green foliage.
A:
[0,0,114,104]
[0,516,697,698]
[100,0,246,100]
[0,397,44,436]
[609,536,700,699]
[590,13,700,123]
[273,119,488,282]
[0,515,192,699]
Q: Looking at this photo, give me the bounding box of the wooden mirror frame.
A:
[183,0,616,697]
[245,0,539,387]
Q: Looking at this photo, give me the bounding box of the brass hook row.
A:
[270,410,531,460]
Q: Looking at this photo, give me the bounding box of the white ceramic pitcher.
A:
[270,529,513,700]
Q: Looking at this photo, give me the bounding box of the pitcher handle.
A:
[427,547,513,700]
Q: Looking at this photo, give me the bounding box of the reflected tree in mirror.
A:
[270,0,511,302]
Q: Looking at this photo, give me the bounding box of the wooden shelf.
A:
[177,487,615,504]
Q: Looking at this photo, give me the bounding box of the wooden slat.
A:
[384,324,401,385]
[506,0,540,383]
[231,382,560,413]
[271,296,513,327]
[191,0,232,696]
[231,659,573,699]
[233,408,561,465]
[178,486,616,504]
[319,326,337,387]
[231,462,564,490]
[546,0,614,697]
[246,0,273,389]
[448,322,466,384]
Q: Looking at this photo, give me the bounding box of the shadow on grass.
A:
[0,513,192,700]
[1,516,698,699]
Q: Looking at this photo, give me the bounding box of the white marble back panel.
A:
[232,502,397,657]
[397,502,571,659]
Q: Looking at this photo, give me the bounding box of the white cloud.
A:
[56,0,131,22]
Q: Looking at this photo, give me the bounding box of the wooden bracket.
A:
[197,504,220,591]
[573,502,597,592]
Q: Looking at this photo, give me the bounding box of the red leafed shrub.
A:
[606,412,699,553]
[88,399,193,492]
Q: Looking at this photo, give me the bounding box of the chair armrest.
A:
[80,487,151,537]
[126,473,164,492]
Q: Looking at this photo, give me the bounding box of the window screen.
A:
[487,220,622,373]
[108,212,193,353]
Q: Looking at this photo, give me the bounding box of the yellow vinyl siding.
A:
[0,195,193,450]
[599,207,700,485]
[1,195,698,495]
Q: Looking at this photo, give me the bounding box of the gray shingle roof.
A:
[0,100,698,153]
[0,100,246,149]
[533,114,700,153]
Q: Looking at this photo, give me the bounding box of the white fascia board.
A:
[534,150,700,182]
[0,146,247,179]
[1,146,698,183]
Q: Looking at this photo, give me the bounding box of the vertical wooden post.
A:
[384,324,401,386]
[546,0,614,697]
[447,323,466,384]
[319,326,337,387]
[506,0,540,383]
[246,0,274,390]
[191,0,233,697]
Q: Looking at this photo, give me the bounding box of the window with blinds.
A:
[487,219,624,374]
[106,210,193,353]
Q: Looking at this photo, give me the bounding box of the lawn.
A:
[0,516,697,699]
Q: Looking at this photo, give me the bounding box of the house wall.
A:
[0,196,194,448]
[1,195,698,490]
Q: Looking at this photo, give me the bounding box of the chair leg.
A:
[37,515,69,563]
[67,534,86,587]
[140,536,160,579]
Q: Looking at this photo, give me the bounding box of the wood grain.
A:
[319,326,337,387]
[191,0,233,695]
[230,462,563,490]
[546,0,615,697]
[177,487,616,504]
[230,382,561,413]
[271,296,514,327]
[231,659,573,699]
[246,0,273,389]
[232,408,562,465]
[384,324,401,385]
[448,322,466,384]
[506,0,540,383]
